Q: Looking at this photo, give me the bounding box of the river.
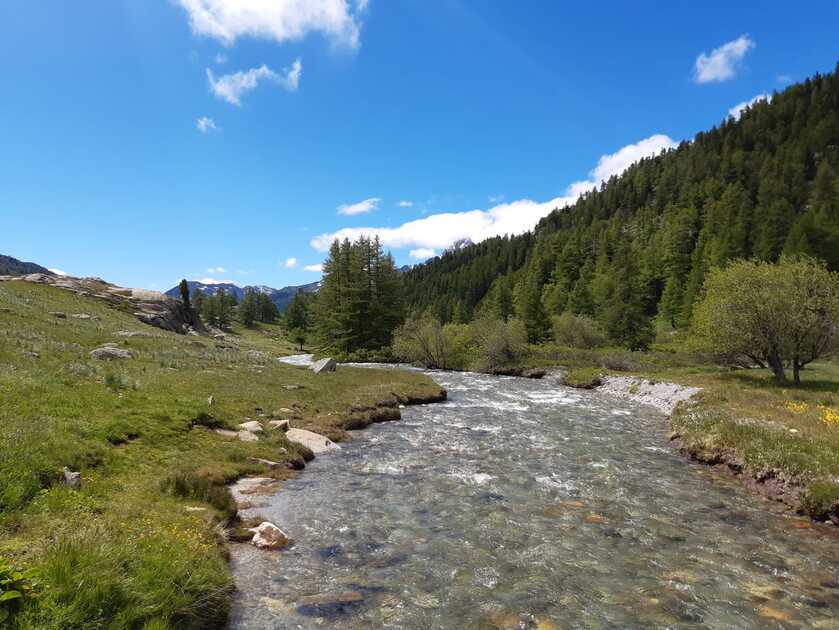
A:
[229,364,839,629]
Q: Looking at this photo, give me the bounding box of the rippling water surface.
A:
[230,366,839,629]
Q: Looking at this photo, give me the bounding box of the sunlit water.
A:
[230,365,839,629]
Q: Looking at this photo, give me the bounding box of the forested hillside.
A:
[403,64,839,339]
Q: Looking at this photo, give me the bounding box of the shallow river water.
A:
[230,365,839,629]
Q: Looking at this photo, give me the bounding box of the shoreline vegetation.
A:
[0,279,444,629]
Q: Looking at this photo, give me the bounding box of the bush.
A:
[561,367,603,389]
[392,316,470,369]
[470,316,528,371]
[552,312,607,349]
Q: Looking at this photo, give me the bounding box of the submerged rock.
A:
[296,591,364,616]
[286,428,340,454]
[250,522,289,550]
[310,357,337,374]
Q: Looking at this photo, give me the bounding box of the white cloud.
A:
[194,277,240,286]
[177,0,364,49]
[284,257,298,268]
[48,268,68,276]
[728,93,769,120]
[196,116,218,133]
[397,200,414,207]
[215,52,227,64]
[693,35,755,84]
[207,60,302,106]
[777,74,792,85]
[304,264,323,272]
[337,197,380,215]
[409,248,436,260]
[206,266,227,273]
[312,134,676,253]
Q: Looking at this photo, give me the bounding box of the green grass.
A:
[0,281,443,628]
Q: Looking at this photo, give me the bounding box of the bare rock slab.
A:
[285,428,340,454]
[310,357,337,374]
[90,346,132,360]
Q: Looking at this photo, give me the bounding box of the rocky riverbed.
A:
[228,366,839,629]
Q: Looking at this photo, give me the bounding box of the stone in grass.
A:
[62,467,81,490]
[250,522,289,550]
[237,430,259,443]
[238,420,263,433]
[50,311,67,319]
[249,457,284,470]
[90,346,132,360]
[310,357,337,374]
[285,428,340,454]
[268,419,290,432]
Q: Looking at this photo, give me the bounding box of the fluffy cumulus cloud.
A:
[206,266,227,273]
[409,248,436,260]
[693,35,755,84]
[304,263,323,272]
[207,60,301,106]
[284,257,298,268]
[196,116,218,133]
[337,197,380,215]
[728,93,770,120]
[177,0,366,49]
[312,135,676,253]
[397,200,413,207]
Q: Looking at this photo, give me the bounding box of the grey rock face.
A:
[62,467,81,490]
[310,357,337,374]
[90,346,133,360]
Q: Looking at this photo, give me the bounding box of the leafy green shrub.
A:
[552,312,607,349]
[470,316,528,371]
[0,558,37,624]
[160,471,236,520]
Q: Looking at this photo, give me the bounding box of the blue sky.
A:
[1,1,837,291]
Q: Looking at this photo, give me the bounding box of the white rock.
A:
[62,467,81,490]
[286,428,340,454]
[237,430,259,443]
[238,420,263,433]
[310,357,337,374]
[250,522,289,550]
[268,419,290,432]
[597,376,700,415]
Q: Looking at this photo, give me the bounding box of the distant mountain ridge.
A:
[0,254,53,277]
[165,280,319,312]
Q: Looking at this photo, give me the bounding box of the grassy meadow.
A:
[0,280,442,629]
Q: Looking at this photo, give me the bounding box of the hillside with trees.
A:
[402,64,839,346]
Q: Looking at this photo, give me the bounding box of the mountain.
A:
[165,280,319,312]
[0,254,53,277]
[404,64,839,330]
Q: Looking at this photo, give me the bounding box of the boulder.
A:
[90,347,132,360]
[268,419,290,432]
[71,313,92,320]
[62,467,81,490]
[238,420,263,433]
[310,357,337,374]
[250,522,289,550]
[237,430,259,443]
[286,428,340,454]
[249,457,284,469]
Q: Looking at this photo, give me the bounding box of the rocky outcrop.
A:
[310,357,337,374]
[285,428,340,454]
[62,467,81,490]
[90,346,133,360]
[249,522,289,550]
[0,272,207,336]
